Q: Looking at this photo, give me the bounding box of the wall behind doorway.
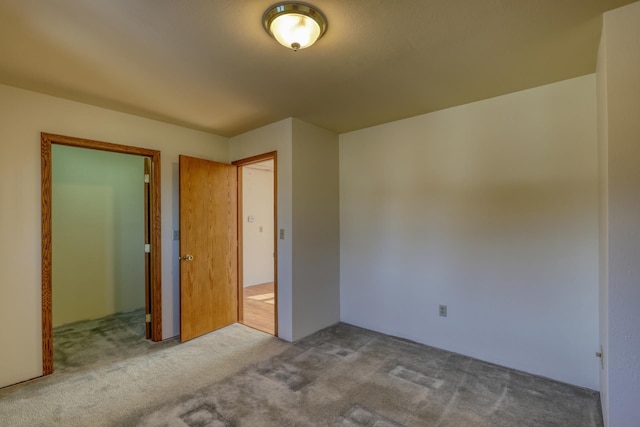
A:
[242,163,274,288]
[52,145,145,326]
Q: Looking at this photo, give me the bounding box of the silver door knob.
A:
[180,254,194,261]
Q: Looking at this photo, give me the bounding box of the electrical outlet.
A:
[439,304,447,317]
[280,228,285,239]
[173,230,179,241]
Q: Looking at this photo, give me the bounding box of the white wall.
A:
[599,2,640,425]
[291,119,340,340]
[230,118,340,342]
[242,165,274,287]
[0,84,228,388]
[340,75,600,389]
[596,23,610,426]
[229,119,294,341]
[52,145,145,326]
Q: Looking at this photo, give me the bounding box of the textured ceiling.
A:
[0,0,635,137]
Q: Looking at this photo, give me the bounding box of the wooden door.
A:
[179,155,238,342]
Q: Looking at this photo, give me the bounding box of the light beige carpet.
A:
[0,321,602,426]
[0,323,287,427]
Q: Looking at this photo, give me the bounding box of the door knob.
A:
[180,254,194,261]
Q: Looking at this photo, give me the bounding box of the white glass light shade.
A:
[263,3,327,51]
[270,13,321,50]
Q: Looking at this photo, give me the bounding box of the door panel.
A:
[179,155,238,342]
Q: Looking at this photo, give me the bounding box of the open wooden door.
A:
[179,155,238,342]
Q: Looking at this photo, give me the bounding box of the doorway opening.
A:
[233,152,278,336]
[41,133,162,376]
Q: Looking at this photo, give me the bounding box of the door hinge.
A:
[144,243,151,253]
[144,174,150,183]
[145,314,151,323]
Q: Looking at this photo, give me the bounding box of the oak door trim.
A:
[144,157,152,340]
[232,151,278,336]
[41,133,162,376]
[236,168,245,323]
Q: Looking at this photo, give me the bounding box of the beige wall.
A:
[596,21,610,425]
[242,165,275,287]
[291,119,340,340]
[340,75,599,389]
[0,83,228,388]
[52,145,145,326]
[230,119,294,340]
[599,2,640,425]
[230,118,340,341]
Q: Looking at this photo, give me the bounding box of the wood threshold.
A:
[41,133,162,376]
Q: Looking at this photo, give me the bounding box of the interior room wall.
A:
[596,23,610,426]
[52,145,145,326]
[0,83,228,388]
[599,2,640,425]
[339,75,599,390]
[229,119,294,341]
[230,118,340,342]
[242,165,275,287]
[291,118,340,340]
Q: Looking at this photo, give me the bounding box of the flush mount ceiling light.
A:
[263,2,327,51]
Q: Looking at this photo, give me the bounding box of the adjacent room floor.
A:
[52,309,175,373]
[242,282,275,335]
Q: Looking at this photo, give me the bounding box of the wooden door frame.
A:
[232,151,278,336]
[143,157,152,340]
[41,133,162,376]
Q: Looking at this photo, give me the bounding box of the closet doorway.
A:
[41,133,162,375]
[233,152,277,335]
